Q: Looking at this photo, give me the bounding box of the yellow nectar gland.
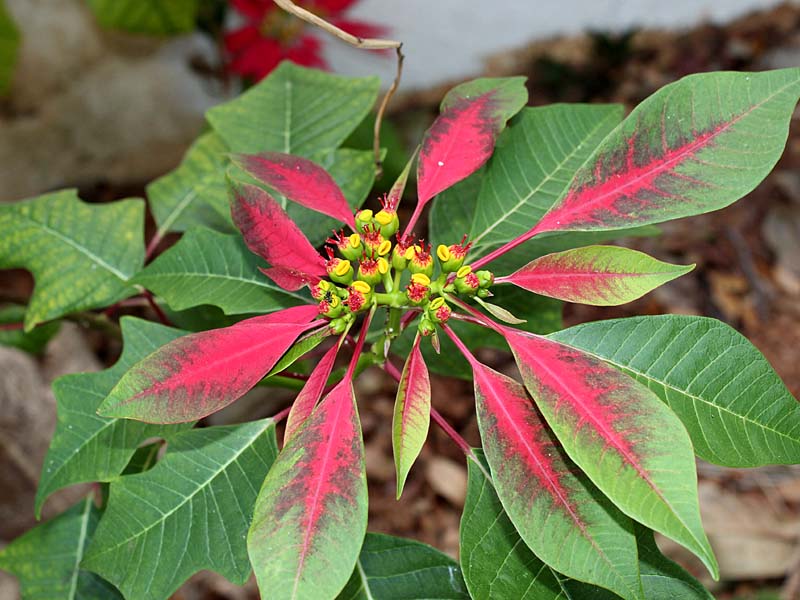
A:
[351,280,371,294]
[348,233,361,249]
[436,244,451,262]
[356,209,373,222]
[377,258,389,274]
[456,265,472,278]
[374,210,394,226]
[334,260,352,277]
[377,240,392,256]
[429,296,445,311]
[404,245,422,261]
[410,273,431,287]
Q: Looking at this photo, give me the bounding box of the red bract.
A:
[226,0,388,81]
[98,305,324,423]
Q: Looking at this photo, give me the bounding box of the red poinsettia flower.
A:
[225,0,388,81]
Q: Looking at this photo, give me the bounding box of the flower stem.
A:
[142,290,172,327]
[346,306,376,380]
[470,223,545,271]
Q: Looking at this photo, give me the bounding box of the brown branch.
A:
[272,0,401,50]
[272,0,405,178]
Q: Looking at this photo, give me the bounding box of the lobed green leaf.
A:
[0,190,144,330]
[36,317,190,517]
[82,420,279,600]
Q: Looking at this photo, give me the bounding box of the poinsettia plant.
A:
[2,60,800,600]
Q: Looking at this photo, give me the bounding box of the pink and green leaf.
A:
[498,245,694,306]
[97,305,321,424]
[284,342,340,444]
[229,180,326,290]
[460,346,643,599]
[248,378,367,600]
[504,329,718,578]
[231,152,356,228]
[531,69,800,235]
[392,335,431,498]
[411,77,527,230]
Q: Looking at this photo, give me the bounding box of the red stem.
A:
[382,354,472,456]
[430,408,472,456]
[346,309,375,380]
[447,296,504,334]
[470,223,544,271]
[0,322,24,331]
[402,203,424,239]
[142,290,172,326]
[271,406,292,423]
[144,231,163,263]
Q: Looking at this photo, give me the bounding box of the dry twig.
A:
[272,0,405,178]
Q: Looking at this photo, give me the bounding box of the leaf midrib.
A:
[84,422,270,558]
[470,109,620,247]
[564,342,800,446]
[134,270,309,303]
[10,210,131,281]
[549,77,800,223]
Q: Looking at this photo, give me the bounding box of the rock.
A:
[1,0,231,201]
[425,456,467,507]
[0,346,54,539]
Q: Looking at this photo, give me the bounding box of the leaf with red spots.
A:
[231,152,356,228]
[504,330,718,578]
[284,342,340,444]
[498,245,694,306]
[392,335,431,498]
[248,378,367,600]
[532,69,800,236]
[408,77,527,231]
[448,328,643,599]
[229,180,326,290]
[97,304,322,424]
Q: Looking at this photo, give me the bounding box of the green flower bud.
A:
[418,317,436,337]
[476,270,494,289]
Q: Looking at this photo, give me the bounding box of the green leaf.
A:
[0,496,122,600]
[133,227,308,315]
[461,451,712,600]
[551,315,800,467]
[0,0,19,94]
[265,327,331,378]
[86,0,198,34]
[337,533,469,600]
[207,62,380,156]
[499,245,694,306]
[468,104,624,255]
[35,317,189,518]
[634,524,713,600]
[82,420,279,600]
[0,305,60,354]
[147,132,233,237]
[0,190,144,330]
[460,451,567,600]
[533,69,800,235]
